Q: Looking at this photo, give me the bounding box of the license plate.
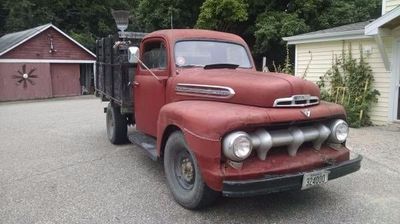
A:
[301,170,330,190]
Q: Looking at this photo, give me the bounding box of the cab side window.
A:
[142,41,167,69]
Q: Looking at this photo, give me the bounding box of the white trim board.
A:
[294,44,298,76]
[389,39,400,121]
[375,30,391,71]
[382,0,387,16]
[0,59,95,63]
[0,24,96,58]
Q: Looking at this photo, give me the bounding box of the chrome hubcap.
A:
[174,150,195,190]
[181,158,194,183]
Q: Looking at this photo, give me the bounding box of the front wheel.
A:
[164,131,219,209]
[106,102,128,144]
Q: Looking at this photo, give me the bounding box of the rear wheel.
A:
[106,102,128,144]
[164,131,219,209]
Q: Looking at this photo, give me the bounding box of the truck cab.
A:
[97,29,362,209]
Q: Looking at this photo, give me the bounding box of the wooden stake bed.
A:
[95,35,142,113]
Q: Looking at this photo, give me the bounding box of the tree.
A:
[134,0,204,32]
[2,0,36,33]
[252,0,381,70]
[254,11,308,53]
[0,0,137,50]
[195,0,248,32]
[0,0,382,65]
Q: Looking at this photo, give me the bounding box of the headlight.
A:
[328,119,349,143]
[223,131,253,161]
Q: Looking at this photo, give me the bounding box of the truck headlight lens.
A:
[329,119,349,143]
[223,132,253,161]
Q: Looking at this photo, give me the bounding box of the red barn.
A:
[0,24,96,101]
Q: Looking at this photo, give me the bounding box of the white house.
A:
[283,0,400,125]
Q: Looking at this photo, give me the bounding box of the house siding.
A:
[384,0,400,14]
[295,37,393,125]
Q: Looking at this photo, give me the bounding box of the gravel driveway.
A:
[0,96,399,224]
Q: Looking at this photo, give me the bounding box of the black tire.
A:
[106,102,128,144]
[164,131,219,209]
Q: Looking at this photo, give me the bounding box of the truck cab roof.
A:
[143,29,248,46]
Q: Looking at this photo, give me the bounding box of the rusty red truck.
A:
[95,29,362,209]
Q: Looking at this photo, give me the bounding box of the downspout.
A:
[93,62,97,90]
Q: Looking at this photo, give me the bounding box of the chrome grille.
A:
[273,95,319,107]
[250,123,331,160]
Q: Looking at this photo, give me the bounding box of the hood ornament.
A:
[301,109,311,117]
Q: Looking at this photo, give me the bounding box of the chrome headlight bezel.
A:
[223,131,253,161]
[328,119,349,144]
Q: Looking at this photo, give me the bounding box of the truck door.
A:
[134,38,169,136]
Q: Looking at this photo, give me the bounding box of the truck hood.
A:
[168,68,320,108]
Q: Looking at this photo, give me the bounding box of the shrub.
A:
[317,43,380,127]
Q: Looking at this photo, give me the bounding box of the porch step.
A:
[128,129,158,161]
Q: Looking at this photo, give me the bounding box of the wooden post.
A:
[341,87,346,104]
[262,57,269,72]
[359,78,370,122]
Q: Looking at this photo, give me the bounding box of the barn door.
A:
[51,64,81,97]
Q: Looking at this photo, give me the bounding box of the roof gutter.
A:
[283,29,368,45]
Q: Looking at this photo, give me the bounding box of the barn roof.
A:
[0,23,95,57]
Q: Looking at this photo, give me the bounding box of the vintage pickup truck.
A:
[95,29,362,209]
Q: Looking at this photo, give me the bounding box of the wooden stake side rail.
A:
[95,35,141,114]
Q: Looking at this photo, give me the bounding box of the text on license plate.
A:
[301,170,330,190]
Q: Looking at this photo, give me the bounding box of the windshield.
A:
[174,41,252,68]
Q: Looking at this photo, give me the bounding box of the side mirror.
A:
[127,46,161,82]
[128,46,140,64]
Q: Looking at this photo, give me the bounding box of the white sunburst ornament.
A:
[12,64,38,89]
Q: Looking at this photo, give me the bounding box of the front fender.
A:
[156,100,345,191]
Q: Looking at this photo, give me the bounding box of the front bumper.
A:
[222,154,362,197]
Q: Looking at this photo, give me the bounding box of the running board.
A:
[128,130,158,161]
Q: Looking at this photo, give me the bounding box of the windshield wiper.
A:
[176,64,204,68]
[203,63,239,69]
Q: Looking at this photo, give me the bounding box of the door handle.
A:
[133,81,140,87]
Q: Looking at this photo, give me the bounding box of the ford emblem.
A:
[301,109,311,117]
